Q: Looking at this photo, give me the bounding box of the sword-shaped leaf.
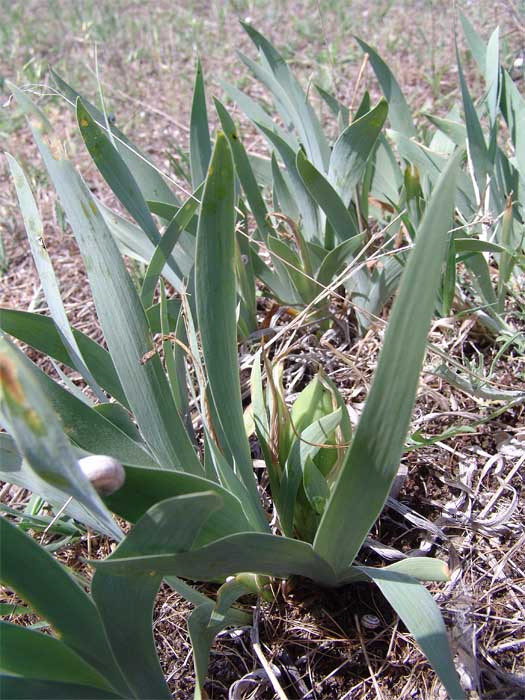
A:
[328,99,388,207]
[354,38,415,137]
[77,100,162,249]
[92,529,338,586]
[297,149,360,244]
[0,309,127,407]
[314,151,461,571]
[6,154,106,403]
[190,59,212,188]
[0,676,122,699]
[10,84,201,473]
[0,519,131,697]
[359,567,465,700]
[241,21,330,171]
[51,69,178,206]
[140,184,203,308]
[195,132,268,530]
[0,336,121,539]
[0,622,114,693]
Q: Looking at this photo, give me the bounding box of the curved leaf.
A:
[328,99,388,207]
[0,622,113,692]
[93,531,338,587]
[360,567,465,700]
[51,70,178,206]
[0,519,130,697]
[10,85,201,473]
[354,38,416,137]
[0,676,121,700]
[6,154,106,403]
[0,336,122,539]
[241,21,330,171]
[0,309,127,407]
[104,465,253,545]
[297,149,359,244]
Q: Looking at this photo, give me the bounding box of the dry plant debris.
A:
[1,1,524,698]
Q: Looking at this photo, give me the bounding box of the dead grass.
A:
[1,1,524,698]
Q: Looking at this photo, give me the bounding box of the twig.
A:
[251,601,288,700]
[354,613,385,700]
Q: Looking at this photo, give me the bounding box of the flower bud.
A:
[78,455,125,496]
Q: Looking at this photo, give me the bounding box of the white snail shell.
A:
[78,455,125,496]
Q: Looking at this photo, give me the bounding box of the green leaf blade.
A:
[328,99,388,207]
[314,151,461,571]
[190,59,212,188]
[360,567,465,699]
[195,132,268,530]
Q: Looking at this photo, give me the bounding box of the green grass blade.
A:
[485,27,500,126]
[316,235,365,287]
[354,38,416,137]
[256,122,323,244]
[455,238,505,254]
[140,184,203,308]
[280,409,343,537]
[195,132,268,530]
[315,84,350,125]
[190,58,212,188]
[214,98,274,241]
[235,202,258,337]
[456,45,492,195]
[271,151,299,220]
[442,238,456,317]
[219,78,296,148]
[423,113,466,147]
[267,235,317,303]
[77,99,162,249]
[465,253,498,310]
[99,202,194,293]
[314,151,461,571]
[497,197,515,311]
[459,12,487,74]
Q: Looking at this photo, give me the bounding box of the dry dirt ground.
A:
[1,1,525,699]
